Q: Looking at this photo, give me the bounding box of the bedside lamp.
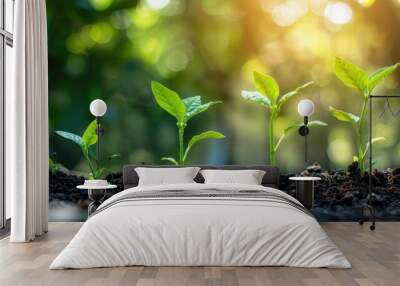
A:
[297,99,314,162]
[90,99,107,163]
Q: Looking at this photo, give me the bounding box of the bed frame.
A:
[123,165,280,189]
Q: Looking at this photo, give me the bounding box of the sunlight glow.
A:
[324,2,353,25]
[271,0,308,27]
[357,0,376,8]
[241,58,268,83]
[287,22,331,58]
[146,0,170,10]
[309,0,328,16]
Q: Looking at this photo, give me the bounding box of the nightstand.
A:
[289,177,321,210]
[77,184,117,216]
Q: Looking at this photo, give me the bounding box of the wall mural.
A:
[47,0,400,221]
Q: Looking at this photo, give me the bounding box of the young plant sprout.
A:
[242,71,326,165]
[330,57,399,171]
[151,81,225,165]
[56,120,119,179]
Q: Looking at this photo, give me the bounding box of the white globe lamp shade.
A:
[90,99,107,117]
[297,99,314,117]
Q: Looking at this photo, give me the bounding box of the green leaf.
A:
[370,136,386,144]
[368,63,399,93]
[278,81,314,107]
[89,168,106,180]
[108,154,120,160]
[82,119,98,147]
[94,168,106,179]
[334,57,369,94]
[49,158,60,173]
[274,126,297,152]
[161,157,178,165]
[253,72,280,103]
[281,120,327,136]
[361,137,385,161]
[329,106,360,124]
[183,96,201,115]
[183,131,225,162]
[282,124,300,136]
[183,96,221,121]
[151,81,186,123]
[308,120,328,127]
[55,131,86,150]
[241,90,271,107]
[274,120,327,152]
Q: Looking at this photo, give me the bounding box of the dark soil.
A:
[49,162,400,218]
[279,162,400,215]
[49,171,124,209]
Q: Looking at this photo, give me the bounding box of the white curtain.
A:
[7,0,49,242]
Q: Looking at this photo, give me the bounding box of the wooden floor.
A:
[0,222,399,286]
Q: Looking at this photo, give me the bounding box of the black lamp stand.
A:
[298,116,310,162]
[95,117,105,164]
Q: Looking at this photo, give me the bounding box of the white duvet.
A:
[50,183,351,269]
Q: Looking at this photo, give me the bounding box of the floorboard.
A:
[0,222,399,286]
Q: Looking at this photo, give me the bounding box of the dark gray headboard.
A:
[123,165,280,189]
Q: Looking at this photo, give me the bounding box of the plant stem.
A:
[357,97,368,171]
[83,151,96,179]
[178,124,185,165]
[269,110,276,165]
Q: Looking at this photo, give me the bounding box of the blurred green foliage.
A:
[48,0,400,173]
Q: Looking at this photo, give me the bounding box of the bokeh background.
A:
[47,0,400,175]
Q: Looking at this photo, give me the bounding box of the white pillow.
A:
[200,169,266,185]
[135,167,200,186]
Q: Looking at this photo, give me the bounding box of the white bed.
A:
[50,183,351,269]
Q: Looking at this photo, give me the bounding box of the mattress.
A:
[50,183,351,269]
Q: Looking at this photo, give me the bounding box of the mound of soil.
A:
[49,171,124,208]
[279,162,400,215]
[49,162,400,218]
